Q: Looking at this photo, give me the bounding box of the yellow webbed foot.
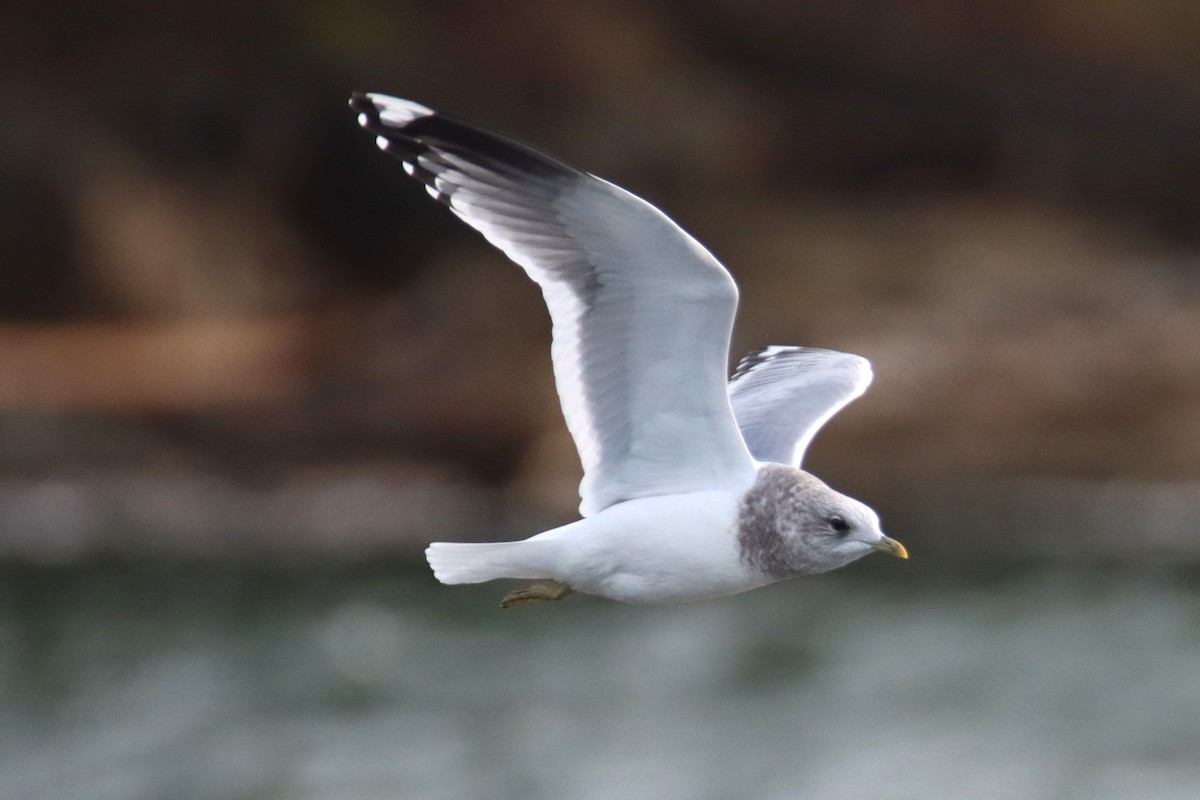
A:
[501,580,574,608]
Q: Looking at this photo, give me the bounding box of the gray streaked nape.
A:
[736,463,827,578]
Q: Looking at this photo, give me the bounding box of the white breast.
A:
[533,488,772,604]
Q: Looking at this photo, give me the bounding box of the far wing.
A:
[727,346,872,467]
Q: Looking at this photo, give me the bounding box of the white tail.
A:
[426,540,557,585]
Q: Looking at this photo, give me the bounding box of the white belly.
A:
[532,490,773,605]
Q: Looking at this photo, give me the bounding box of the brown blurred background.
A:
[2,0,1199,563]
[5,5,1200,799]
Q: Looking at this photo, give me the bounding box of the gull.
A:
[350,93,907,607]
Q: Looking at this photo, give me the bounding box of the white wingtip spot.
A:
[402,161,415,176]
[375,135,390,151]
[367,94,435,127]
[356,112,369,128]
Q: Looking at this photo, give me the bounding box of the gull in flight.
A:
[350,93,907,607]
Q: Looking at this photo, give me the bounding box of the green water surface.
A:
[2,560,1199,800]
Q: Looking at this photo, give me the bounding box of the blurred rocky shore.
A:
[1,1,1198,562]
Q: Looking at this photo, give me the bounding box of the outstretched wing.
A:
[727,346,872,467]
[352,93,756,516]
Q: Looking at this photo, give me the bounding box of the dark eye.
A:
[829,515,849,535]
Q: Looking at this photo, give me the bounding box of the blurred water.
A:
[1,559,1198,800]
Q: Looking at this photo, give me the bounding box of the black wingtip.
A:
[348,92,384,130]
[348,92,578,182]
[730,346,869,385]
[348,93,426,164]
[731,347,787,382]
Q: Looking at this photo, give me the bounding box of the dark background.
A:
[3,0,1198,563]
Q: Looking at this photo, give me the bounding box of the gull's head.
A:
[804,488,907,570]
[737,464,907,577]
